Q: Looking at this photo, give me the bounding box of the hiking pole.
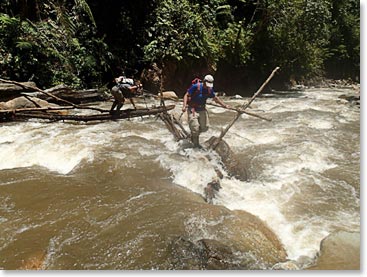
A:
[178,111,184,121]
[210,66,280,150]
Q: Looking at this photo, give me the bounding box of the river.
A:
[0,87,360,269]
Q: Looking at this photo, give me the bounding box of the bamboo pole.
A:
[210,67,280,150]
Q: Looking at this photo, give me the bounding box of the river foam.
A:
[157,88,360,266]
[0,122,98,174]
[0,88,359,269]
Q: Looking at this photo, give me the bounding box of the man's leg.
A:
[110,101,117,112]
[130,98,137,109]
[110,86,123,113]
[188,110,200,147]
[116,97,125,112]
[198,110,210,133]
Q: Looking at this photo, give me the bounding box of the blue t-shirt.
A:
[187,83,215,110]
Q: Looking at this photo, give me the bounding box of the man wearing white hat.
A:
[182,74,230,148]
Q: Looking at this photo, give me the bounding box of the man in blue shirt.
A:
[182,74,230,148]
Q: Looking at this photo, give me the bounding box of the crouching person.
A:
[110,76,142,114]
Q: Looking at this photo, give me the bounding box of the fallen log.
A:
[158,112,189,141]
[0,106,76,113]
[0,79,106,113]
[13,105,175,122]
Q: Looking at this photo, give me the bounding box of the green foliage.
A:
[74,0,97,26]
[216,21,253,67]
[0,2,111,88]
[325,0,359,79]
[143,0,213,63]
[143,0,253,71]
[0,0,360,89]
[252,0,333,79]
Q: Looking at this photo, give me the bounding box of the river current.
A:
[0,87,360,269]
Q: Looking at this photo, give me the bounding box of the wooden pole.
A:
[206,102,272,122]
[0,106,76,113]
[210,66,280,150]
[13,105,175,122]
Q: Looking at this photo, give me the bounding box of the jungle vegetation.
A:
[0,0,360,95]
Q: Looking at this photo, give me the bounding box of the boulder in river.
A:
[204,136,248,181]
[307,231,360,270]
[0,81,37,101]
[0,96,58,110]
[168,207,287,269]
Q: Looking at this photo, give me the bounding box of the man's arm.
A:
[115,76,124,83]
[182,92,189,112]
[128,84,142,91]
[213,96,230,109]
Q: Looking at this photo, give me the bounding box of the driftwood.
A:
[12,105,175,122]
[210,67,280,150]
[157,96,189,141]
[158,112,189,141]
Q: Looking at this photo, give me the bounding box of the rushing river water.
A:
[0,87,360,269]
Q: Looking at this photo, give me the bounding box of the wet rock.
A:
[204,136,248,181]
[169,236,257,270]
[160,91,178,100]
[307,231,360,270]
[338,94,360,106]
[0,96,58,110]
[204,180,221,204]
[167,207,287,269]
[272,256,315,270]
[230,94,243,99]
[41,85,108,104]
[169,236,206,269]
[0,81,37,101]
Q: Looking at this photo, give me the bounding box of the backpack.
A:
[191,77,202,85]
[187,77,211,108]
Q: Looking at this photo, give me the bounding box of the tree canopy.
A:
[0,0,360,94]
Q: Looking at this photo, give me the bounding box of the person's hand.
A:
[224,104,231,109]
[182,106,187,112]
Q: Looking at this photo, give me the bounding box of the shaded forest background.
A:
[0,0,359,96]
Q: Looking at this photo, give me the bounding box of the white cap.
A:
[203,74,214,87]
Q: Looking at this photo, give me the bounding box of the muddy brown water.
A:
[0,87,360,269]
